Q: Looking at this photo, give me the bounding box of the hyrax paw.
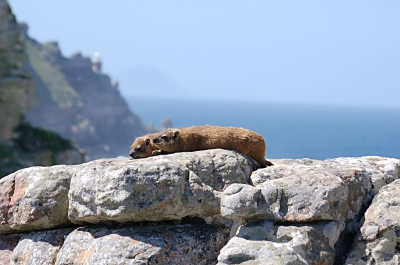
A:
[152,150,162,156]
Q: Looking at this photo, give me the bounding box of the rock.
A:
[218,236,309,265]
[55,224,229,265]
[345,179,400,264]
[224,166,369,222]
[0,233,21,265]
[221,184,260,220]
[329,156,400,195]
[0,224,229,265]
[11,228,73,265]
[218,220,340,265]
[223,157,399,224]
[68,150,257,224]
[0,166,73,233]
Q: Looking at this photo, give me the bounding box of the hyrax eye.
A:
[135,147,142,151]
[161,135,169,142]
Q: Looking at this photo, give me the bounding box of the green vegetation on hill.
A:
[0,123,84,178]
[14,123,75,152]
[0,143,22,177]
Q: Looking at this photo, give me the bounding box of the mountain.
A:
[22,28,149,160]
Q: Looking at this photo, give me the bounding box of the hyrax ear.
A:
[145,138,150,145]
[173,131,180,139]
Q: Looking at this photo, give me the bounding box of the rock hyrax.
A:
[129,133,163,159]
[152,125,273,167]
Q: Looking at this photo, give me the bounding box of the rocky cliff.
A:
[0,150,398,264]
[0,0,35,141]
[0,0,85,178]
[22,28,148,160]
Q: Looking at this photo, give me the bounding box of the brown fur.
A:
[129,133,161,159]
[152,125,273,167]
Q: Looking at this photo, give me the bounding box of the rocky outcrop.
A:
[23,28,148,159]
[0,150,399,264]
[0,0,85,178]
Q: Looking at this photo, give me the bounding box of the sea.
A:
[126,96,400,160]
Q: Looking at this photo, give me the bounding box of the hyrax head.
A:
[152,130,180,152]
[129,136,154,159]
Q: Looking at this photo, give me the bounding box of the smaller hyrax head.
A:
[152,130,180,152]
[129,137,153,159]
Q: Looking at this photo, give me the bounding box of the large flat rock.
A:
[0,224,229,265]
[56,224,229,265]
[68,149,257,224]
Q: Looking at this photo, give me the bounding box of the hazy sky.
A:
[9,1,400,108]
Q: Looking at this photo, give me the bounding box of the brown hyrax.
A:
[129,133,164,159]
[152,125,273,168]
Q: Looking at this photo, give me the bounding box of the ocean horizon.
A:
[126,96,400,160]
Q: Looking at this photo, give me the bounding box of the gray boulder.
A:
[345,179,400,265]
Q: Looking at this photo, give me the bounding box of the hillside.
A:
[21,27,148,160]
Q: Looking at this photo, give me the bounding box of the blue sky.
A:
[9,1,400,108]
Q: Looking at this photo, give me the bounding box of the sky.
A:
[9,0,400,108]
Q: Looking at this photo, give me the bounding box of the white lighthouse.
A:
[92,51,102,72]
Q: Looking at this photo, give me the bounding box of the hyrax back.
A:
[152,125,272,167]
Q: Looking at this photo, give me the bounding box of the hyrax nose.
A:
[129,150,135,158]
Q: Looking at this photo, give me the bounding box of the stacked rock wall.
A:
[0,150,399,264]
